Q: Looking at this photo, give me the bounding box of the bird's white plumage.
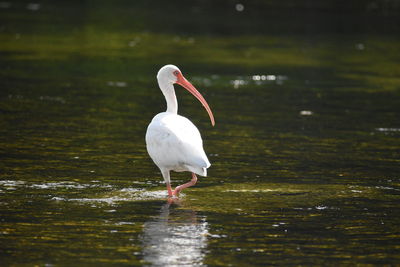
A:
[146,112,210,178]
[145,65,213,194]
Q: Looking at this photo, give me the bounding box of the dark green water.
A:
[1,1,400,266]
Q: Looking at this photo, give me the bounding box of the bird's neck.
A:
[159,81,178,114]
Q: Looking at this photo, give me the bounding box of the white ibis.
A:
[145,65,215,197]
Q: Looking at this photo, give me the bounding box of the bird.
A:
[145,65,215,197]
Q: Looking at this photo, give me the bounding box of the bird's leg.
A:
[166,182,173,197]
[161,169,173,197]
[173,173,197,196]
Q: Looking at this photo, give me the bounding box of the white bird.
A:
[145,65,215,197]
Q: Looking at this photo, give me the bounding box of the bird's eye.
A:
[173,71,179,76]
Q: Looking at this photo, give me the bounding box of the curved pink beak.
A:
[175,73,215,126]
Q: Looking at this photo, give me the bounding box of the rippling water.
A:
[1,1,400,266]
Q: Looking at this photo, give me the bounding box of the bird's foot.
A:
[166,182,174,197]
[172,188,181,196]
[171,173,197,197]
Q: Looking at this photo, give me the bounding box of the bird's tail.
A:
[186,165,209,177]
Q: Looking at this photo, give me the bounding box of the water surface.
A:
[1,1,400,266]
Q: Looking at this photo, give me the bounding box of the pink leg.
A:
[173,173,197,196]
[166,182,173,197]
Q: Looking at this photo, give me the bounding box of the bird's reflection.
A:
[141,199,208,266]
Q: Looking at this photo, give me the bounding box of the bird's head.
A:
[157,64,215,126]
[157,64,181,84]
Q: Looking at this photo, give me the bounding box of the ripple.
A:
[30,181,112,190]
[375,127,400,134]
[59,189,171,205]
[375,186,400,192]
[107,81,127,87]
[39,95,66,104]
[224,189,277,193]
[299,110,313,116]
[0,180,113,191]
[0,180,171,204]
[0,180,25,187]
[51,196,66,201]
[231,74,288,88]
[191,74,288,89]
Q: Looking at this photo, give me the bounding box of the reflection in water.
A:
[141,201,208,266]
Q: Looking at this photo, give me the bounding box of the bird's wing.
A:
[146,113,210,172]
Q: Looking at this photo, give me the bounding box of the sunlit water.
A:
[1,1,400,266]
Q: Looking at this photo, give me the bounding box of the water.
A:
[1,1,400,266]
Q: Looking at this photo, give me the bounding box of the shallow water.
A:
[1,1,400,266]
